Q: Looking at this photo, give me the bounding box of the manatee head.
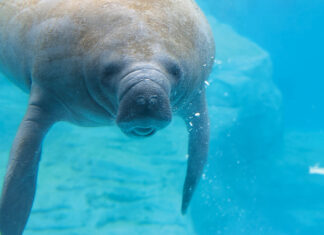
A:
[116,63,173,137]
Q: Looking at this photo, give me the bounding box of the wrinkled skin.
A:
[0,0,215,234]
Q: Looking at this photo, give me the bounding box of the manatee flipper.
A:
[0,86,58,235]
[181,90,209,214]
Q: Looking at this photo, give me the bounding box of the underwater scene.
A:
[0,0,323,234]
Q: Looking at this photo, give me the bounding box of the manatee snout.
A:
[116,69,172,137]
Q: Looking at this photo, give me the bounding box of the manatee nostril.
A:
[136,96,146,105]
[149,95,158,106]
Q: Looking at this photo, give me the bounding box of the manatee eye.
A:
[101,62,125,87]
[103,62,123,78]
[167,62,182,81]
[159,57,183,83]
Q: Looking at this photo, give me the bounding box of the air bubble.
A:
[202,174,206,180]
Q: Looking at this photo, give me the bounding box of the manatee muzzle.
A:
[116,69,172,137]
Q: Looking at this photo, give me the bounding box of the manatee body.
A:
[0,1,215,234]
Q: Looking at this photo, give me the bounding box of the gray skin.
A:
[0,0,215,234]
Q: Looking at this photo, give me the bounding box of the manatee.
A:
[0,0,215,234]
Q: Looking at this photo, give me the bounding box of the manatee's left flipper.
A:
[0,85,60,235]
[180,90,209,214]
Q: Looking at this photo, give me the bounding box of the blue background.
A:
[199,0,324,130]
[0,1,324,234]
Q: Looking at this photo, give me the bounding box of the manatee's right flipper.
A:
[0,86,60,235]
[180,89,210,214]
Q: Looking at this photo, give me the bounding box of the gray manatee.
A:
[0,0,215,234]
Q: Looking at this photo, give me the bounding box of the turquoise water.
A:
[0,1,323,234]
